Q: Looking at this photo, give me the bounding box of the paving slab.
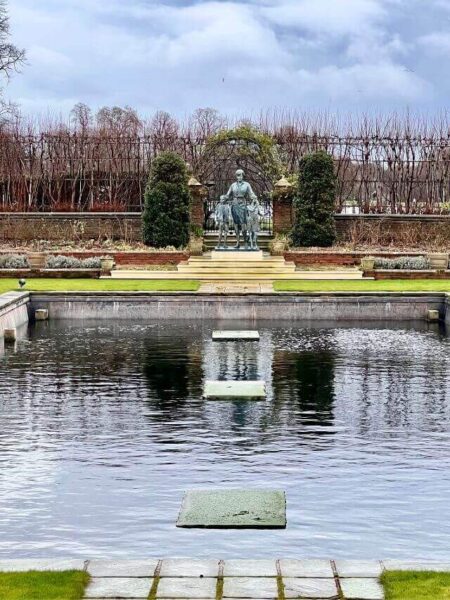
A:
[84,577,152,598]
[279,560,334,579]
[156,576,216,598]
[283,577,338,599]
[381,559,450,572]
[177,489,286,529]
[88,560,158,577]
[335,560,383,578]
[203,380,266,400]
[340,578,384,600]
[159,559,220,578]
[223,576,278,598]
[0,558,86,572]
[212,330,260,341]
[223,560,277,577]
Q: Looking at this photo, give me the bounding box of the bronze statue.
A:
[215,194,231,249]
[225,169,257,249]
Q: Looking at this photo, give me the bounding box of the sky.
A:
[6,0,450,118]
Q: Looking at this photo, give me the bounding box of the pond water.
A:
[1,319,450,559]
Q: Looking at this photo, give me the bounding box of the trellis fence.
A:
[1,127,450,213]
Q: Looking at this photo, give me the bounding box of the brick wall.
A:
[0,213,143,242]
[335,214,450,247]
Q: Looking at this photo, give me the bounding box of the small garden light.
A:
[18,278,26,289]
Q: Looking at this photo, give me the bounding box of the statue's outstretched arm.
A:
[225,185,234,199]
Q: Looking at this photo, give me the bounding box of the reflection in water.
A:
[0,320,450,559]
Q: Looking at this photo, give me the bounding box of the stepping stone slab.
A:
[156,577,217,598]
[177,489,286,529]
[203,380,266,400]
[279,559,334,579]
[84,577,152,598]
[283,578,338,599]
[335,560,383,578]
[223,576,278,598]
[212,330,260,341]
[340,578,384,600]
[223,559,278,577]
[88,559,158,577]
[159,559,220,578]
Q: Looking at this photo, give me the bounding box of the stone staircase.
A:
[109,251,364,281]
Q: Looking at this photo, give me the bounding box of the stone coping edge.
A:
[0,557,449,572]
[0,291,30,312]
[25,291,450,298]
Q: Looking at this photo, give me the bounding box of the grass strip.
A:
[0,570,89,600]
[0,279,200,293]
[382,570,450,599]
[274,279,450,293]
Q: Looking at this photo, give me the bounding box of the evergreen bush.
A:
[292,151,337,247]
[142,152,190,248]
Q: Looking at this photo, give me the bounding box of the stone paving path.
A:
[3,558,450,599]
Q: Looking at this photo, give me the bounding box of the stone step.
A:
[108,270,364,280]
[211,250,264,260]
[177,268,297,274]
[188,256,286,263]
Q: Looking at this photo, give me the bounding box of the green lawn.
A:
[274,279,450,292]
[0,279,200,293]
[0,570,89,600]
[382,571,450,599]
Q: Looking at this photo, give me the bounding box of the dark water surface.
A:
[1,319,450,559]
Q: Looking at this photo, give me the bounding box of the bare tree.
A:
[0,0,25,125]
[0,1,24,78]
[70,102,93,133]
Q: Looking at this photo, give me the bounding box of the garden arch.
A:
[195,126,282,233]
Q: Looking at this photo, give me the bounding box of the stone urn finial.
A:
[188,176,202,188]
[274,175,293,190]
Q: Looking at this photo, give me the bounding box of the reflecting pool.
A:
[0,319,449,559]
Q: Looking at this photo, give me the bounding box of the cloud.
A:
[5,0,447,116]
[419,32,450,56]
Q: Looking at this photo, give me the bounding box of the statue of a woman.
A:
[225,169,257,249]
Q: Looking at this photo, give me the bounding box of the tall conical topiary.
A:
[292,151,336,247]
[142,151,190,248]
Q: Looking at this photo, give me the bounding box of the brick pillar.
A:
[188,177,207,233]
[273,177,295,234]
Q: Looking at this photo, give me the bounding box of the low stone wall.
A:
[29,292,446,322]
[0,292,30,336]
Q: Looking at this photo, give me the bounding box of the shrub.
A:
[142,151,190,248]
[46,255,101,269]
[0,254,29,269]
[374,256,430,270]
[292,151,337,247]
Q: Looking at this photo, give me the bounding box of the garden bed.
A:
[0,249,188,267]
[364,270,450,280]
[0,269,103,279]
